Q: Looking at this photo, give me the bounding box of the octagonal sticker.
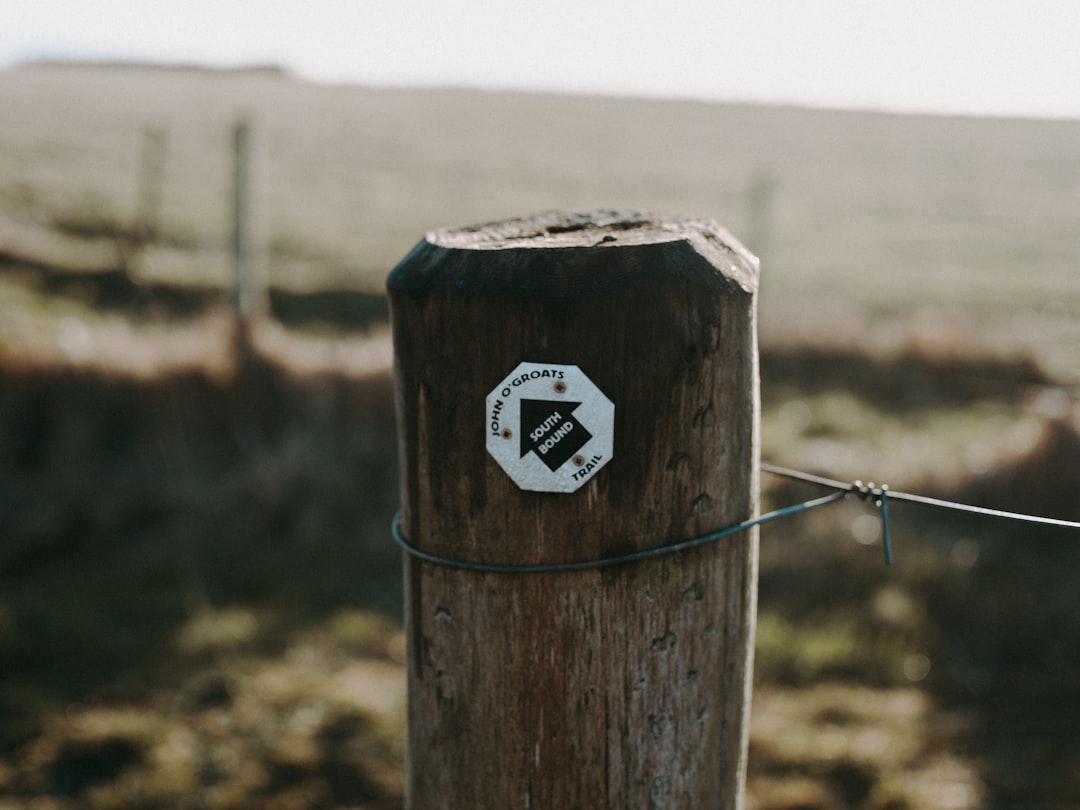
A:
[486,361,614,493]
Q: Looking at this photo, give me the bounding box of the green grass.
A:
[3,62,1080,808]
[2,64,1078,347]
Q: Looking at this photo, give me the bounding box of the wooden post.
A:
[745,169,775,270]
[231,118,253,324]
[135,125,167,243]
[388,210,760,809]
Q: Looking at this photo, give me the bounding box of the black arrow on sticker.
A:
[520,398,592,472]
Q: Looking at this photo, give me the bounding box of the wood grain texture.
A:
[388,210,760,809]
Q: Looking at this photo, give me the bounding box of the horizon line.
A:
[7,55,1079,125]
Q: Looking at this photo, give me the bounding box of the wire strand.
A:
[391,489,846,575]
[391,463,1080,574]
[760,463,1080,530]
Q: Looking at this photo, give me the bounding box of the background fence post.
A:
[387,210,761,809]
[135,125,167,244]
[231,118,254,326]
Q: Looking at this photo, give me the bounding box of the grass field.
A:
[1,62,1080,808]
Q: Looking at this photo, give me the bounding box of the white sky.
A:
[4,0,1080,119]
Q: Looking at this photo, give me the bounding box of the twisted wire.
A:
[390,463,1080,574]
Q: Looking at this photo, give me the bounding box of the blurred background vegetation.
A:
[1,62,1079,809]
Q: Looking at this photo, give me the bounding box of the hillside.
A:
[2,62,1080,808]
[1,61,1078,374]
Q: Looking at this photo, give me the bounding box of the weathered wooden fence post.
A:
[387,210,760,808]
[135,125,167,243]
[231,118,254,324]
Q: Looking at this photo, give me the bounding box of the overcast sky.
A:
[4,0,1079,119]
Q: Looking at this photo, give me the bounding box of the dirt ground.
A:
[1,265,1079,808]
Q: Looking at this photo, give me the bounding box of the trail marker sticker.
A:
[486,361,614,493]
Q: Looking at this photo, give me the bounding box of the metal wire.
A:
[761,463,1080,529]
[391,462,1080,574]
[391,489,846,575]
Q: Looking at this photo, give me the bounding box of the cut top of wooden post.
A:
[428,210,756,283]
[391,209,758,295]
